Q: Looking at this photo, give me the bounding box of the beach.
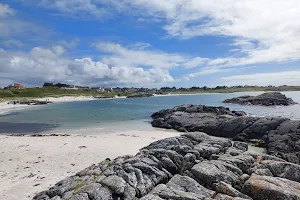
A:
[0,96,96,115]
[0,130,180,200]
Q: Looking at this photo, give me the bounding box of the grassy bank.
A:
[168,86,300,94]
[1,86,300,102]
[0,87,115,101]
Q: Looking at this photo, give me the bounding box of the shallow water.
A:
[1,91,300,134]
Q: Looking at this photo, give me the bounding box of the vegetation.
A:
[1,84,300,102]
[167,85,300,94]
[0,87,115,101]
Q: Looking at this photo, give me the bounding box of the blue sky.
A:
[1,0,300,87]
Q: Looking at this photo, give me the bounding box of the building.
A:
[91,87,114,93]
[4,83,27,89]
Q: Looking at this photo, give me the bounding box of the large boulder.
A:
[243,174,300,200]
[151,104,300,165]
[266,120,300,164]
[222,92,297,106]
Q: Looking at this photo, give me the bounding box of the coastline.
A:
[0,91,289,115]
[0,96,96,115]
[0,129,180,200]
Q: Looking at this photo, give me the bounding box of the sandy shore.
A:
[0,130,180,200]
[0,96,96,115]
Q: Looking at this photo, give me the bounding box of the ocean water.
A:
[1,91,300,134]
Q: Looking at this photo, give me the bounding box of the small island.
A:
[222,92,297,106]
[127,93,154,98]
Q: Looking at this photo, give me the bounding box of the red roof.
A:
[5,83,27,88]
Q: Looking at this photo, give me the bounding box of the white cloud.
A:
[0,3,15,18]
[95,42,208,70]
[221,71,300,86]
[1,39,23,47]
[18,0,300,79]
[120,0,300,68]
[59,39,80,49]
[0,3,48,39]
[0,43,178,86]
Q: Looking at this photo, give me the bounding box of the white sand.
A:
[0,130,180,200]
[0,96,95,115]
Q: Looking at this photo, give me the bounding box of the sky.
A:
[0,0,300,88]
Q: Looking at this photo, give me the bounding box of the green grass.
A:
[0,87,116,101]
[168,86,300,95]
[1,86,300,102]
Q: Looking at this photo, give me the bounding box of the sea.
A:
[1,91,300,134]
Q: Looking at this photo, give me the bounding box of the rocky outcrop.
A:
[8,100,52,105]
[151,104,300,164]
[127,93,154,98]
[33,132,300,200]
[222,92,297,106]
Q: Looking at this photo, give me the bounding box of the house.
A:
[63,85,78,90]
[4,83,27,89]
[91,87,114,93]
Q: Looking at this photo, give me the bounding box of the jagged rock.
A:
[213,193,249,200]
[151,104,274,140]
[151,104,300,165]
[100,175,126,194]
[214,181,251,199]
[243,174,300,200]
[266,120,300,164]
[33,133,300,200]
[191,160,243,187]
[233,142,248,151]
[222,92,297,106]
[8,100,53,105]
[140,175,214,200]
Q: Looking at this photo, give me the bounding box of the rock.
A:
[33,133,300,200]
[214,181,251,199]
[243,174,300,200]
[213,193,249,200]
[8,100,53,105]
[127,93,154,98]
[222,92,297,106]
[191,160,243,187]
[266,120,300,164]
[150,104,300,165]
[140,175,214,200]
[100,175,126,194]
[233,142,248,151]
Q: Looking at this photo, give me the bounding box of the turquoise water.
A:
[1,91,300,134]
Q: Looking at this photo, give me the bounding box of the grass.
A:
[0,87,116,101]
[1,86,300,101]
[168,86,300,94]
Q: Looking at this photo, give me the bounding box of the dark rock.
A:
[222,92,297,106]
[233,142,248,151]
[191,160,243,187]
[140,175,214,200]
[266,120,300,164]
[8,100,53,105]
[100,175,126,194]
[33,133,300,200]
[150,104,300,165]
[127,93,154,98]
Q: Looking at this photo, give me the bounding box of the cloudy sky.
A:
[1,0,300,87]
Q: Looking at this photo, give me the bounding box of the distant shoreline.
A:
[1,90,299,115]
[0,96,96,115]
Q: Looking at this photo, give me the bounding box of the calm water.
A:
[1,91,300,134]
